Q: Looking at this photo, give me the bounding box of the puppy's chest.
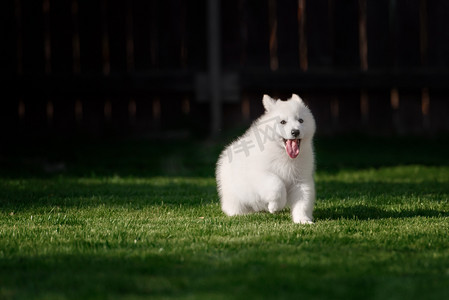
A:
[269,158,303,183]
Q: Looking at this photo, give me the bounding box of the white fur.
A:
[216,94,316,224]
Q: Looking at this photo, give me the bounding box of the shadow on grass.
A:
[2,177,448,223]
[2,135,449,179]
[0,139,223,178]
[317,178,449,195]
[0,252,369,299]
[2,245,449,300]
[0,178,218,211]
[314,205,449,221]
[315,180,449,220]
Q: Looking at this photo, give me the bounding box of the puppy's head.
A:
[262,94,315,158]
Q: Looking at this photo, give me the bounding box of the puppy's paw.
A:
[293,216,314,224]
[298,219,314,225]
[268,202,280,214]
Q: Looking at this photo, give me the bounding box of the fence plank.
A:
[78,1,103,73]
[222,0,244,70]
[132,0,155,70]
[21,0,45,73]
[333,0,359,68]
[302,93,334,135]
[81,96,106,136]
[366,0,390,68]
[306,0,333,68]
[391,0,423,134]
[397,90,423,134]
[430,91,449,132]
[240,0,270,68]
[0,0,17,74]
[52,96,77,134]
[157,0,186,69]
[394,0,421,68]
[276,0,300,69]
[49,0,73,74]
[109,96,131,134]
[335,92,361,132]
[106,0,127,73]
[365,90,393,134]
[21,94,47,134]
[0,1,19,139]
[185,1,207,70]
[18,0,48,135]
[427,0,449,68]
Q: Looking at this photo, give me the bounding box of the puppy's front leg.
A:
[288,179,315,224]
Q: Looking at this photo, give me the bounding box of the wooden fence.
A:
[1,0,449,139]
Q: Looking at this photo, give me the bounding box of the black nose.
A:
[291,129,300,137]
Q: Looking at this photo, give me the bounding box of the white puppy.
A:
[216,94,316,224]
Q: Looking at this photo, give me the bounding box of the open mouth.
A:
[283,139,301,159]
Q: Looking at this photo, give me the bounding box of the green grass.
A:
[1,136,449,299]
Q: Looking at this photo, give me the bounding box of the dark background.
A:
[1,0,449,142]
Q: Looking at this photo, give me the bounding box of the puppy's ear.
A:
[262,94,276,112]
[291,94,304,103]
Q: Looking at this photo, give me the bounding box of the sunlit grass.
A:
[1,137,449,299]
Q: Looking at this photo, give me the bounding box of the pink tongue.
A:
[286,139,299,159]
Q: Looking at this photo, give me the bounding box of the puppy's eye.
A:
[280,120,286,125]
[299,118,304,123]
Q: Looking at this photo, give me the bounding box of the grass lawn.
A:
[1,135,449,299]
